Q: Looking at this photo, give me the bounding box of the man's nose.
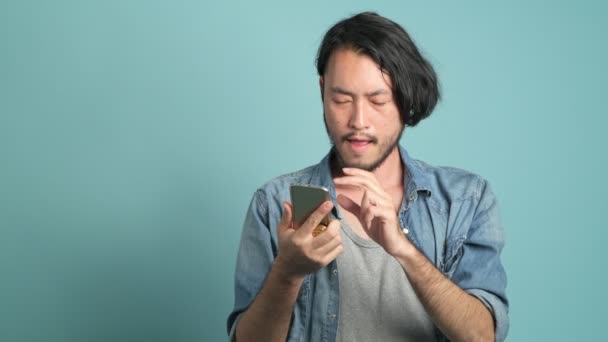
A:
[348,100,370,129]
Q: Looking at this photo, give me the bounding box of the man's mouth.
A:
[346,138,373,151]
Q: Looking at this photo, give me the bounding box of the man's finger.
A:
[322,243,345,265]
[316,234,342,256]
[362,208,376,231]
[298,201,333,236]
[337,193,361,217]
[312,220,342,249]
[279,202,294,231]
[342,167,381,182]
[312,219,339,244]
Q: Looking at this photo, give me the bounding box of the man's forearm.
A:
[235,260,303,342]
[394,244,494,342]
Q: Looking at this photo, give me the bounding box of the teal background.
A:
[1,1,606,341]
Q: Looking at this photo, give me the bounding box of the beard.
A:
[323,113,404,172]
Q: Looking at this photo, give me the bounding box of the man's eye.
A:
[372,101,388,106]
[333,99,351,104]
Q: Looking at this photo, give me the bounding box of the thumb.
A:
[337,194,361,217]
[279,202,294,232]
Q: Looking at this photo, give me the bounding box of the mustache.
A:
[341,132,378,144]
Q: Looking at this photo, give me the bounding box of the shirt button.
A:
[402,227,409,235]
[329,313,336,320]
[332,269,338,276]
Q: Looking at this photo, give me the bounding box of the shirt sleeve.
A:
[450,179,510,342]
[226,189,276,340]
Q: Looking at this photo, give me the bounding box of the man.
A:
[227,12,508,342]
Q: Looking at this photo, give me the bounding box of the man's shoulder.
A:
[411,157,490,203]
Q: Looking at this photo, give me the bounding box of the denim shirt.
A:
[227,146,509,342]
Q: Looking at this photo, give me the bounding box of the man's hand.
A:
[274,201,343,283]
[235,201,342,342]
[336,167,496,342]
[334,167,410,257]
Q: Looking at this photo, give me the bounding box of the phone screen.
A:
[290,184,331,227]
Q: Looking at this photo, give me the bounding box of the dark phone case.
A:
[290,184,330,227]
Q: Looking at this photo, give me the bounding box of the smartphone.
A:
[290,184,331,227]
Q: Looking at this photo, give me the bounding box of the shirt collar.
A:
[399,145,432,210]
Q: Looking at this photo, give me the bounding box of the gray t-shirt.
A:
[335,219,438,342]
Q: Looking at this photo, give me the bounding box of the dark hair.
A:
[316,12,440,127]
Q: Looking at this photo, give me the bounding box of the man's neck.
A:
[369,147,404,189]
[331,146,404,190]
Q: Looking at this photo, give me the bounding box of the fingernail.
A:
[323,202,333,210]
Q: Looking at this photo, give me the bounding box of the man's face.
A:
[321,48,404,171]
